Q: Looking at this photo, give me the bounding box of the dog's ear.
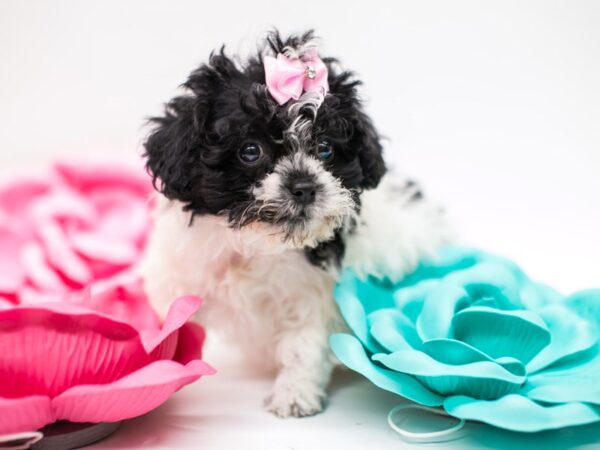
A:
[329,70,386,190]
[144,49,239,205]
[353,109,386,189]
[144,95,203,204]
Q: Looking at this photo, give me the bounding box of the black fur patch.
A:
[305,230,346,269]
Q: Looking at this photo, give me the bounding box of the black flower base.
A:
[30,421,122,450]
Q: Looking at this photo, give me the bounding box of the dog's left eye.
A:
[317,140,334,162]
[238,143,263,165]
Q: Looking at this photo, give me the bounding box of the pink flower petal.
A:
[0,305,149,398]
[28,189,96,226]
[0,395,53,434]
[72,282,161,331]
[0,158,154,305]
[36,221,92,286]
[20,242,65,292]
[53,359,215,423]
[69,231,138,265]
[112,201,150,244]
[0,168,56,218]
[173,322,206,364]
[17,286,64,305]
[140,296,203,357]
[93,196,150,244]
[0,296,16,310]
[54,157,152,197]
[0,226,25,293]
[88,267,141,295]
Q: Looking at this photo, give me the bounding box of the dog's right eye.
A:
[238,143,263,165]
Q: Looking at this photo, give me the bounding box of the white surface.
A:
[1,1,599,449]
[92,350,600,450]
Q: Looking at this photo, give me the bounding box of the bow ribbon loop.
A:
[264,49,329,105]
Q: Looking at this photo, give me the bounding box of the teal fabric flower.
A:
[330,247,600,432]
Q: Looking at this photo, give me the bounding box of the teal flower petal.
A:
[529,344,600,378]
[520,282,564,309]
[329,333,444,407]
[527,304,598,373]
[394,279,438,322]
[336,270,396,314]
[421,339,526,377]
[525,379,600,404]
[525,348,600,404]
[334,284,385,354]
[416,283,469,341]
[566,289,600,331]
[452,306,551,364]
[373,349,525,399]
[412,246,483,278]
[444,394,600,432]
[368,308,421,352]
[446,261,524,309]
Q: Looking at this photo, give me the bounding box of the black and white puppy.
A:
[141,31,452,417]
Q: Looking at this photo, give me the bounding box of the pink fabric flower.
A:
[0,156,215,435]
[0,156,153,305]
[0,283,215,434]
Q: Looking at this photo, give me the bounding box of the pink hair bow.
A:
[264,48,329,105]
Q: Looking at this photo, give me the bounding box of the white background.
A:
[1,1,599,449]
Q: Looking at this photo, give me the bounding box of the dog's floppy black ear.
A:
[353,109,386,189]
[144,48,240,206]
[329,70,387,190]
[144,95,203,204]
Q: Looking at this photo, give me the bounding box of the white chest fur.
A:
[140,198,341,361]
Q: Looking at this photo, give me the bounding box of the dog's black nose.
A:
[290,181,316,205]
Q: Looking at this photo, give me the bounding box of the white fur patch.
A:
[343,176,455,282]
[252,152,356,248]
[281,37,319,60]
[284,91,326,151]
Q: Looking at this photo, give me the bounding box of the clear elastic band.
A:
[387,404,466,443]
[0,431,43,450]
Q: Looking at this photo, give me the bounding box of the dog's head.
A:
[145,30,385,248]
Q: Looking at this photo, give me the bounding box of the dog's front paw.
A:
[264,382,325,418]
